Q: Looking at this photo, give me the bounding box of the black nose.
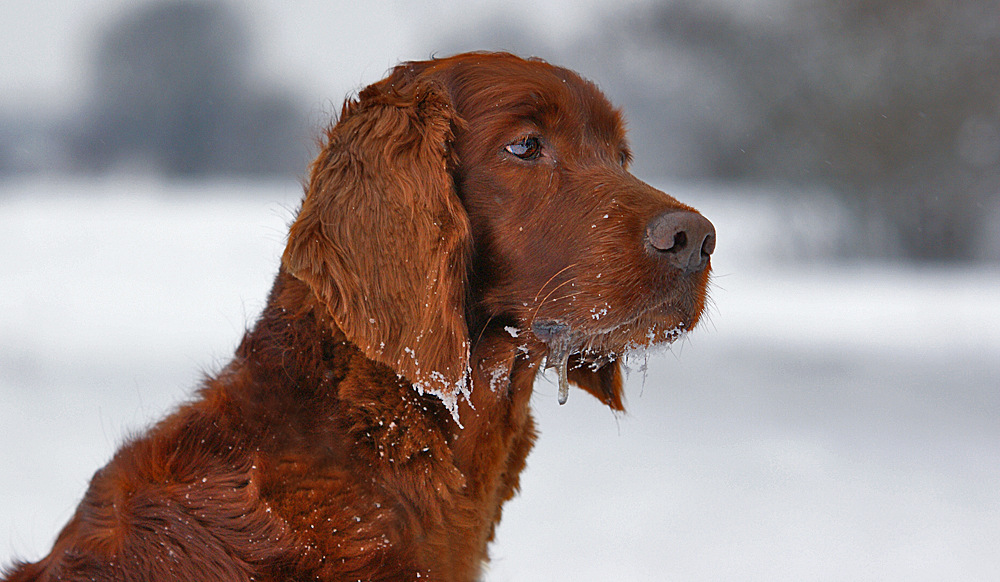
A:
[646,210,716,274]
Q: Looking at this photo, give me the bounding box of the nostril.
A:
[701,231,716,258]
[663,231,687,254]
[646,210,716,274]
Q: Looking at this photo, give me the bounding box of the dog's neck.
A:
[229,270,539,576]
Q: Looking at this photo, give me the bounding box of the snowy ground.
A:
[1,177,998,581]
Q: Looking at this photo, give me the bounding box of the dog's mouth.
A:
[530,304,692,405]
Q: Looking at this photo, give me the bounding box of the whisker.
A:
[534,292,580,308]
[529,278,577,324]
[474,313,497,346]
[533,263,576,303]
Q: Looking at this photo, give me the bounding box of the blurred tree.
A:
[649,0,1000,261]
[73,0,309,178]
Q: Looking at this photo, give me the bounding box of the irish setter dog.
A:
[2,52,714,582]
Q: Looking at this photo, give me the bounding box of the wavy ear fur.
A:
[283,76,472,414]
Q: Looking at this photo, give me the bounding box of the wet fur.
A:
[2,52,712,582]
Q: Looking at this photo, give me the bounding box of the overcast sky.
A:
[1,0,663,115]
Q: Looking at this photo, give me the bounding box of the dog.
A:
[2,51,715,582]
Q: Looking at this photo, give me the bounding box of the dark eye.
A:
[505,136,542,160]
[619,148,632,168]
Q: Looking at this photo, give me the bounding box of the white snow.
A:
[1,177,998,581]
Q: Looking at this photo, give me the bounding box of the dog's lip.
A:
[529,319,572,342]
[529,298,690,343]
[529,319,580,366]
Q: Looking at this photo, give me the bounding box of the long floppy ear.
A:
[568,358,625,412]
[283,75,472,415]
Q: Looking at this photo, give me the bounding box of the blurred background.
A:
[2,0,998,580]
[4,0,1000,260]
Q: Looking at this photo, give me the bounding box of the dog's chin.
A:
[534,301,696,355]
[527,302,698,404]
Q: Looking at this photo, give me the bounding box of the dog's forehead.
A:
[446,56,626,142]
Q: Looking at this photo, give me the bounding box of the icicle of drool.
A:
[532,320,574,406]
[548,345,571,405]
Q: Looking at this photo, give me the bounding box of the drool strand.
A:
[556,354,570,405]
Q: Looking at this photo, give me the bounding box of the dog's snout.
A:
[646,210,716,274]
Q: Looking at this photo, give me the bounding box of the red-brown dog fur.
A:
[2,52,713,582]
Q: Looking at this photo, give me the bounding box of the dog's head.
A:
[283,52,714,416]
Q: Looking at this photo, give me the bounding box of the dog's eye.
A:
[505,137,542,160]
[619,148,632,168]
